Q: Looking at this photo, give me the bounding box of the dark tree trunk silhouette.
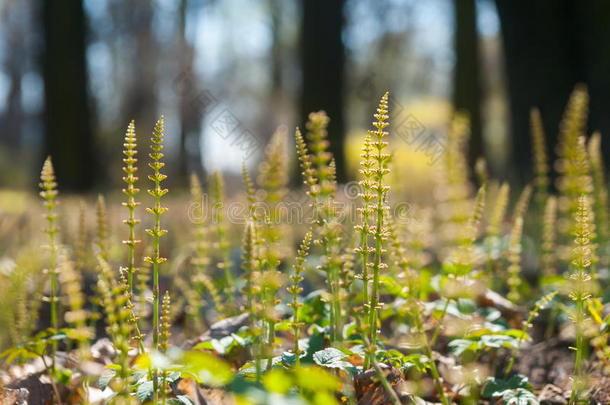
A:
[1,6,24,152]
[453,0,482,168]
[120,0,158,140]
[177,0,205,185]
[496,0,610,183]
[300,0,346,182]
[41,0,96,191]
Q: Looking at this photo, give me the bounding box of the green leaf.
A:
[457,298,476,314]
[342,322,358,340]
[448,339,478,356]
[300,329,325,363]
[312,348,355,372]
[136,380,154,402]
[483,375,531,398]
[182,351,233,387]
[480,334,519,349]
[312,348,345,365]
[299,290,328,326]
[499,388,539,404]
[98,371,115,391]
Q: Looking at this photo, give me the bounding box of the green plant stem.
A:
[505,311,536,376]
[358,207,371,367]
[414,314,449,405]
[569,297,585,405]
[40,353,64,405]
[368,208,383,359]
[267,319,275,371]
[431,298,451,346]
[44,196,59,369]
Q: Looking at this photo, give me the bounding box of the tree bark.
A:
[453,0,482,169]
[494,0,610,183]
[177,0,205,186]
[300,0,346,182]
[41,0,96,191]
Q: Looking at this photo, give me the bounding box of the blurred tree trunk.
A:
[495,0,574,184]
[267,0,284,132]
[1,6,24,151]
[453,0,482,168]
[41,0,96,191]
[300,0,346,182]
[176,0,205,186]
[495,0,610,183]
[120,0,158,142]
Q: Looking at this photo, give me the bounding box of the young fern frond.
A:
[301,112,343,344]
[507,216,524,303]
[531,107,549,203]
[568,195,597,403]
[58,253,92,344]
[446,183,486,276]
[96,194,109,261]
[210,171,235,309]
[75,201,88,273]
[487,182,509,238]
[136,251,151,321]
[160,291,171,404]
[366,92,391,365]
[556,87,591,250]
[485,182,509,267]
[355,134,374,328]
[242,162,258,219]
[542,196,558,276]
[242,221,258,317]
[587,132,609,264]
[39,157,60,365]
[97,256,134,400]
[436,114,473,259]
[190,173,224,320]
[241,221,264,381]
[287,230,312,367]
[144,116,168,401]
[121,120,140,292]
[512,183,532,223]
[258,128,289,205]
[295,128,318,198]
[257,130,290,352]
[505,291,557,376]
[160,292,171,356]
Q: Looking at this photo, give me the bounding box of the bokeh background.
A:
[2,0,610,193]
